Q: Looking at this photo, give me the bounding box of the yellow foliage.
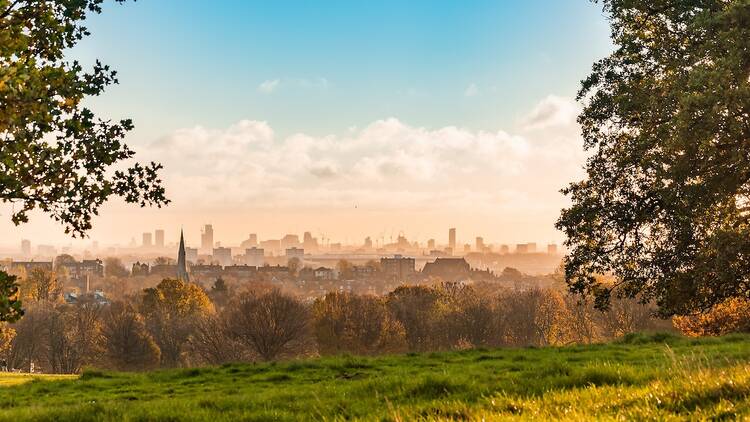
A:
[673,298,750,337]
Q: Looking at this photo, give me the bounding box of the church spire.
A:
[177,229,189,282]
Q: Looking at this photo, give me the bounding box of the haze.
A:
[0,1,612,248]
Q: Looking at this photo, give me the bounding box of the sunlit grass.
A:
[0,373,76,387]
[0,333,749,421]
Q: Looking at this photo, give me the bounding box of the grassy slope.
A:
[1,333,749,421]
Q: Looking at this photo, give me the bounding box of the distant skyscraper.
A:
[448,228,456,250]
[176,230,189,282]
[475,236,484,251]
[21,239,31,256]
[142,232,153,247]
[364,236,373,249]
[213,247,232,267]
[427,239,436,249]
[286,247,304,263]
[155,229,165,248]
[245,247,265,266]
[201,224,214,252]
[240,233,258,249]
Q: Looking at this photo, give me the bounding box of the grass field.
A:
[1,333,750,421]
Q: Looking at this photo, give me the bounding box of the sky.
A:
[0,1,613,250]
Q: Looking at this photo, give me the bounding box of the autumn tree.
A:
[140,279,213,366]
[0,271,22,323]
[189,314,248,365]
[101,301,160,371]
[104,257,129,278]
[386,286,445,351]
[43,299,104,374]
[21,268,62,303]
[226,290,310,361]
[557,0,750,315]
[673,298,750,337]
[312,292,406,355]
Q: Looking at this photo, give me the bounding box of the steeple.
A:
[177,229,189,282]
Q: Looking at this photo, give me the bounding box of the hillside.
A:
[1,333,749,421]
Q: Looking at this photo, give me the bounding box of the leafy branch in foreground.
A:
[0,0,168,237]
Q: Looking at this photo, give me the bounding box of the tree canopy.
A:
[0,0,168,236]
[0,0,168,321]
[557,0,750,316]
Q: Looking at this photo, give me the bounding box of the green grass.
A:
[2,333,750,421]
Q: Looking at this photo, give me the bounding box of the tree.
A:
[0,0,168,237]
[140,279,213,366]
[0,271,22,322]
[104,257,129,278]
[21,268,62,303]
[101,301,160,371]
[312,292,406,355]
[188,314,248,365]
[557,0,750,316]
[386,286,445,351]
[674,298,750,337]
[226,290,310,361]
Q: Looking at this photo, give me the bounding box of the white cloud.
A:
[257,77,329,94]
[148,96,585,219]
[519,95,581,131]
[464,83,479,97]
[258,79,280,94]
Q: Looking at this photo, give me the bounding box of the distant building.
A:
[223,265,257,279]
[547,244,558,254]
[191,264,223,281]
[286,247,304,263]
[59,259,104,280]
[259,239,281,255]
[132,261,150,276]
[422,257,471,282]
[363,236,373,249]
[475,237,485,252]
[142,232,153,248]
[500,244,510,254]
[20,240,31,257]
[314,267,336,280]
[155,229,165,248]
[213,247,232,267]
[427,239,436,250]
[177,230,189,282]
[10,261,53,273]
[185,247,198,264]
[240,233,258,249]
[527,243,537,253]
[151,264,177,277]
[463,244,471,253]
[37,245,56,257]
[303,232,318,251]
[380,255,416,280]
[449,228,456,251]
[516,244,529,254]
[281,234,300,249]
[201,224,214,253]
[245,247,265,267]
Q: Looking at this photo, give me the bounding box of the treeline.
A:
[0,276,672,374]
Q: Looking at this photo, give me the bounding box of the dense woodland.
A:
[0,265,682,374]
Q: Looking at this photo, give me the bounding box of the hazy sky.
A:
[1,1,613,249]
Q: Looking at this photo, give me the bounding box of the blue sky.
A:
[79,0,611,140]
[3,1,615,248]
